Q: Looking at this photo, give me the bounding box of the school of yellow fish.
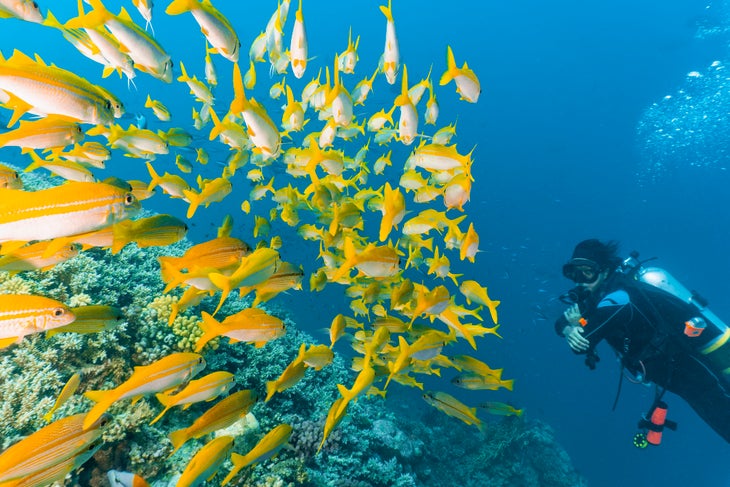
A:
[0,0,515,485]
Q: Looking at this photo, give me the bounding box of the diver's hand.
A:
[563,303,582,325]
[564,325,590,353]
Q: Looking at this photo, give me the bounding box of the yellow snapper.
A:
[0,294,75,348]
[0,49,117,126]
[289,0,307,79]
[0,181,141,243]
[168,389,258,454]
[0,0,43,23]
[0,240,79,273]
[176,436,235,487]
[0,413,108,483]
[82,352,206,430]
[46,305,125,337]
[150,370,235,425]
[194,308,285,351]
[110,214,188,254]
[43,373,81,422]
[230,63,281,160]
[221,424,292,485]
[0,437,103,487]
[440,45,481,103]
[67,0,173,82]
[166,0,240,62]
[0,163,21,189]
[379,0,400,84]
[0,117,83,152]
[422,390,482,428]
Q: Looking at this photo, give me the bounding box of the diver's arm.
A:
[556,304,590,352]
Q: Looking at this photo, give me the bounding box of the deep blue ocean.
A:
[2,1,730,486]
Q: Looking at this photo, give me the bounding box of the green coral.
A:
[170,314,203,351]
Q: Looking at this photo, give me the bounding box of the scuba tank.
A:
[619,252,730,381]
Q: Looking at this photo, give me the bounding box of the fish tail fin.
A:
[82,390,115,430]
[168,428,188,454]
[66,0,110,28]
[194,311,219,352]
[230,63,249,113]
[110,220,133,254]
[439,45,458,86]
[378,0,393,21]
[182,188,201,218]
[209,275,232,316]
[207,108,224,141]
[145,161,161,192]
[149,398,171,425]
[159,259,184,293]
[265,379,277,402]
[42,10,63,29]
[165,0,197,16]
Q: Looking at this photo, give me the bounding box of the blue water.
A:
[3,1,730,485]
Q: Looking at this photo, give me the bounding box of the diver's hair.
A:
[571,239,622,270]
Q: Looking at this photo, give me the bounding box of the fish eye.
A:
[53,307,65,317]
[124,193,136,205]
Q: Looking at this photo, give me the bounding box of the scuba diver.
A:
[555,239,730,444]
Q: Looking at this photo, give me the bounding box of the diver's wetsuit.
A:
[555,272,730,443]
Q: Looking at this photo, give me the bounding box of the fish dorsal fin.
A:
[118,7,134,23]
[10,49,34,65]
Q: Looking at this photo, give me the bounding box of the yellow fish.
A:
[422,390,481,428]
[83,352,206,430]
[151,370,234,425]
[0,0,43,23]
[0,49,118,126]
[379,0,400,84]
[221,424,292,485]
[0,181,141,243]
[195,308,285,351]
[67,0,173,82]
[451,372,514,391]
[440,45,481,103]
[0,117,83,152]
[110,214,188,254]
[459,279,499,324]
[0,240,79,273]
[265,353,307,402]
[289,0,308,79]
[478,401,524,417]
[230,63,281,160]
[208,247,280,313]
[183,175,232,218]
[0,294,75,348]
[168,389,258,454]
[43,373,81,423]
[0,163,21,189]
[46,305,124,337]
[166,0,240,62]
[145,95,170,121]
[0,413,108,483]
[176,436,234,487]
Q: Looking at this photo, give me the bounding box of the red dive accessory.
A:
[635,401,677,447]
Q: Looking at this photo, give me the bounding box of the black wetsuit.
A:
[555,271,730,443]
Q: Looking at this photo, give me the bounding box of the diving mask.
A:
[562,258,601,284]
